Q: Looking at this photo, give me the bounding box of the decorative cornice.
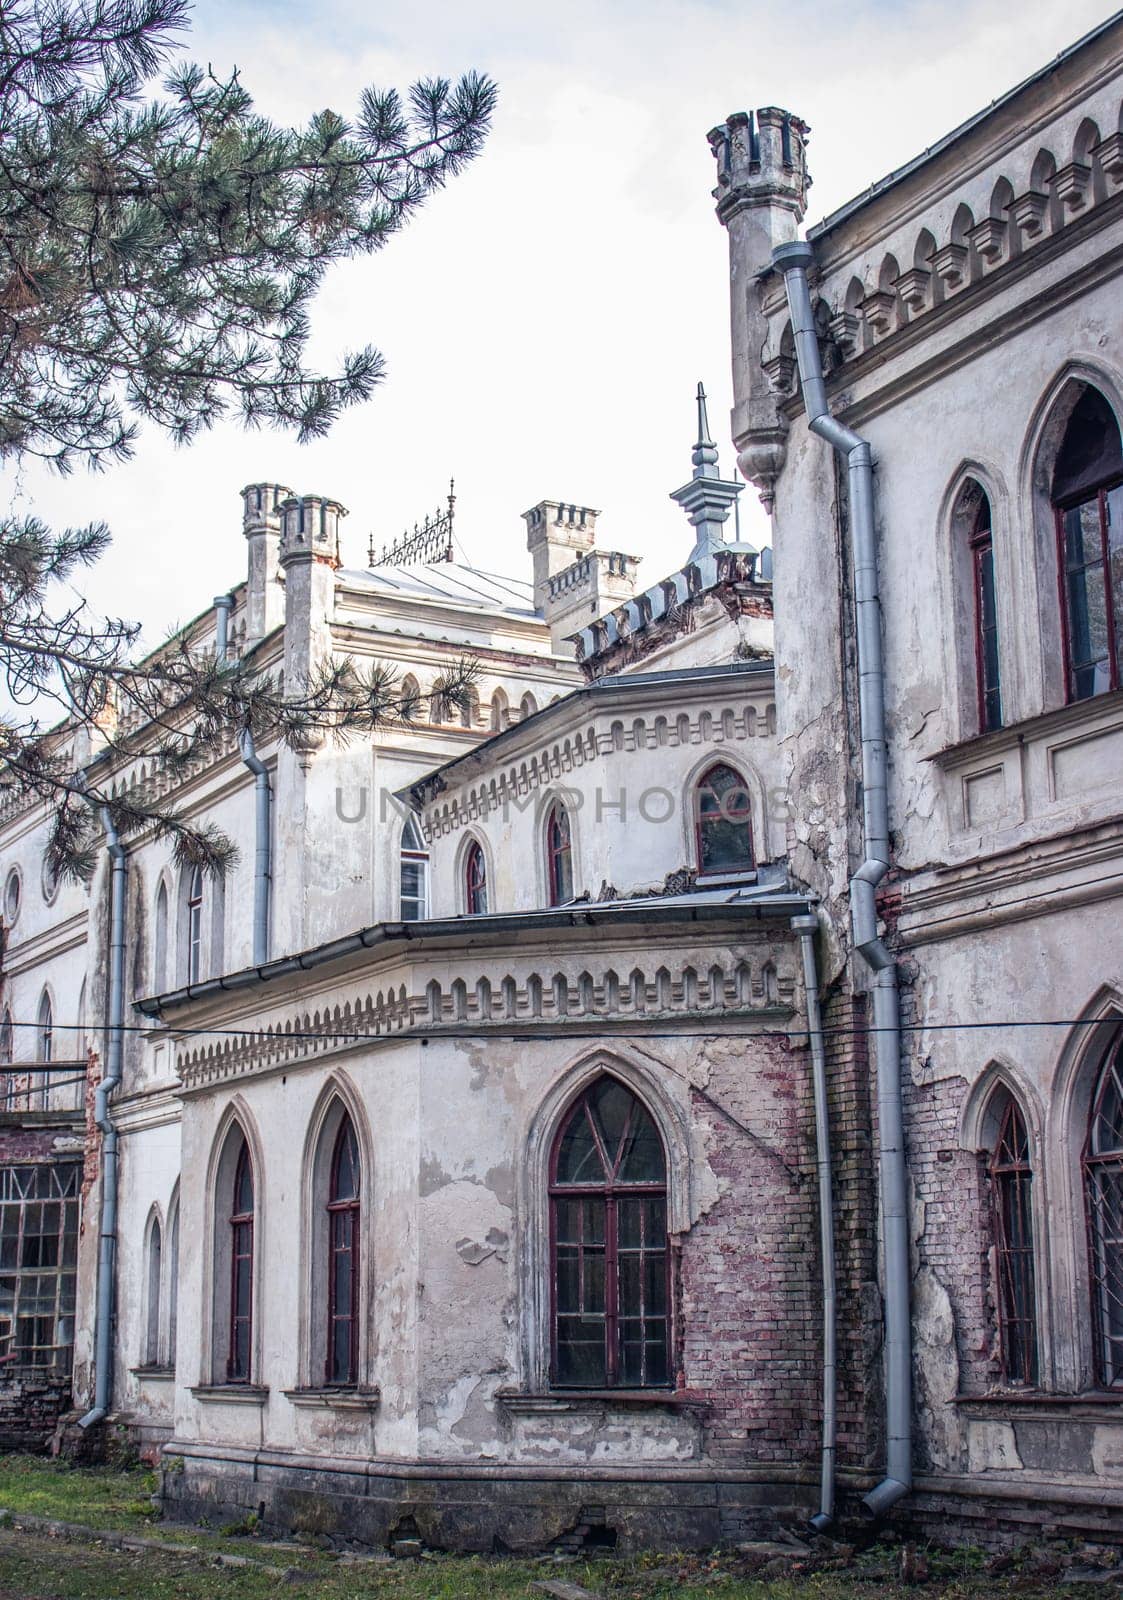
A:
[174,949,799,1090]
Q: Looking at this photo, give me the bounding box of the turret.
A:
[707,107,811,510]
[524,500,640,652]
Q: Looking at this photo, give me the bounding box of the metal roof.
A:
[339,561,537,617]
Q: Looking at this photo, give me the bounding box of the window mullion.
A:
[605,1193,619,1386]
[1100,489,1120,692]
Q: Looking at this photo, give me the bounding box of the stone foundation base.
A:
[899,1473,1123,1550]
[161,1446,817,1552]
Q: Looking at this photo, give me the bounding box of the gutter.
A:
[79,808,127,1430]
[135,889,815,1019]
[773,239,912,1517]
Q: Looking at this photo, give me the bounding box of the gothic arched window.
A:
[153,881,168,992]
[695,763,754,875]
[227,1139,254,1382]
[549,1077,669,1389]
[0,1009,13,1109]
[186,867,204,984]
[986,1089,1037,1385]
[545,803,573,906]
[465,840,488,916]
[957,482,1003,732]
[145,1213,163,1366]
[1084,1031,1123,1386]
[1053,385,1123,701]
[326,1117,361,1386]
[399,817,429,921]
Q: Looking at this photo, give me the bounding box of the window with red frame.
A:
[549,1077,669,1389]
[464,840,488,915]
[695,763,754,875]
[987,1090,1037,1385]
[187,866,204,983]
[968,488,1002,733]
[546,803,573,905]
[227,1139,254,1382]
[1084,1030,1123,1386]
[1053,385,1123,702]
[326,1117,360,1386]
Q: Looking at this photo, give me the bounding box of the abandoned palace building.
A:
[0,11,1122,1551]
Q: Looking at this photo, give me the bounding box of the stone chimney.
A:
[279,493,347,709]
[523,500,640,652]
[241,483,291,644]
[707,107,810,510]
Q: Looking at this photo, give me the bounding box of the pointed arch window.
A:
[145,1215,163,1366]
[154,881,168,992]
[695,763,754,875]
[0,1010,13,1110]
[400,817,429,921]
[465,840,488,916]
[326,1117,361,1386]
[186,868,204,985]
[549,1077,669,1389]
[36,992,52,1109]
[227,1139,254,1382]
[545,803,573,906]
[167,1193,180,1365]
[1084,1031,1123,1386]
[965,487,1002,732]
[986,1090,1037,1385]
[1053,386,1123,701]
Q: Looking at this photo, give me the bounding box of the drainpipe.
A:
[214,594,234,665]
[773,238,911,1517]
[239,730,271,966]
[792,912,836,1532]
[79,808,127,1430]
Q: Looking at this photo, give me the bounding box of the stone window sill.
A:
[695,871,757,889]
[189,1384,269,1406]
[496,1387,710,1414]
[956,1390,1123,1415]
[131,1365,175,1381]
[282,1386,380,1411]
[930,686,1123,770]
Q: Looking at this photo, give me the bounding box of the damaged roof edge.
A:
[401,659,775,806]
[134,889,815,1020]
[808,10,1123,243]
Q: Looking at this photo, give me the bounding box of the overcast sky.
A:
[7,0,1116,651]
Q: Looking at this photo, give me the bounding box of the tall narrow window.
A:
[1053,386,1123,701]
[0,1164,80,1370]
[36,992,52,1110]
[0,1010,13,1111]
[153,882,168,992]
[465,840,488,915]
[987,1091,1037,1384]
[968,490,1002,732]
[695,763,754,875]
[145,1215,162,1366]
[326,1117,360,1385]
[1085,1032,1123,1387]
[187,868,204,984]
[545,804,573,905]
[549,1076,669,1389]
[227,1139,254,1382]
[399,817,429,921]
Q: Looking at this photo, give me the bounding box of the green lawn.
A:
[0,1456,1109,1599]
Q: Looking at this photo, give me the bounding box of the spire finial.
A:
[691,381,719,474]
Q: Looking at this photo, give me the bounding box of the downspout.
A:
[79,808,127,1429]
[239,730,271,966]
[792,912,836,1532]
[773,239,911,1517]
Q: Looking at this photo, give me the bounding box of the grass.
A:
[0,1456,1109,1599]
